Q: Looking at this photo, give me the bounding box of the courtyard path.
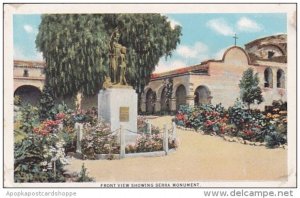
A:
[65,116,287,182]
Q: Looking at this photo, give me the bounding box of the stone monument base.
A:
[98,86,138,144]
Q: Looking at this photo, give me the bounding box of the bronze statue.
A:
[108,28,128,86]
[119,46,127,85]
[109,28,122,84]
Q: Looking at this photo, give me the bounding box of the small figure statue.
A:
[119,46,128,85]
[103,75,112,89]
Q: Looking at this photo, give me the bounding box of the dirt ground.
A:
[65,116,287,182]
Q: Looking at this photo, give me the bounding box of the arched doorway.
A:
[277,69,285,88]
[146,89,156,114]
[160,87,169,112]
[175,85,186,111]
[194,85,211,106]
[14,85,42,106]
[264,68,273,88]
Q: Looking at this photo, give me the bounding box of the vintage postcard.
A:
[3,3,297,188]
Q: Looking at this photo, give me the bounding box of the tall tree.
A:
[39,84,55,120]
[36,14,182,97]
[239,68,264,109]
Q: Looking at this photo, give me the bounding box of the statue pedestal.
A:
[98,86,138,144]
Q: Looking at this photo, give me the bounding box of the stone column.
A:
[120,125,125,159]
[163,124,169,155]
[170,98,176,112]
[75,123,83,154]
[172,121,176,139]
[140,98,146,113]
[186,95,195,106]
[155,100,161,113]
[146,121,152,135]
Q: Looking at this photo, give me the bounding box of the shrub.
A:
[14,95,21,106]
[125,134,178,153]
[265,100,287,113]
[239,68,263,109]
[39,85,56,121]
[175,100,288,148]
[264,131,287,148]
[265,100,287,135]
[14,132,68,182]
[14,127,27,144]
[60,129,76,153]
[73,108,98,126]
[19,104,39,134]
[76,163,94,182]
[175,105,193,128]
[137,117,160,134]
[175,104,228,134]
[81,121,119,159]
[135,134,163,152]
[228,99,266,141]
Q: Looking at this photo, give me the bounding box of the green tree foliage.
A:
[39,85,55,120]
[36,14,182,97]
[239,68,263,109]
[19,104,39,134]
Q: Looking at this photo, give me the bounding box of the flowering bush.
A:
[175,100,287,148]
[263,100,287,147]
[81,121,119,159]
[137,116,160,134]
[33,119,61,136]
[14,131,69,182]
[126,134,178,153]
[175,105,193,127]
[264,101,287,135]
[228,100,267,141]
[14,106,78,182]
[73,108,98,125]
[135,134,163,152]
[175,104,228,134]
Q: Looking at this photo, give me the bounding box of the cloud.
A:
[14,46,27,60]
[161,14,181,29]
[207,18,234,36]
[36,51,44,60]
[176,42,208,59]
[23,24,34,33]
[237,17,262,32]
[169,18,181,29]
[154,59,187,73]
[214,47,229,60]
[154,42,210,73]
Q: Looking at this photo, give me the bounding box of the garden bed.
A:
[71,148,177,160]
[176,125,287,149]
[175,100,287,149]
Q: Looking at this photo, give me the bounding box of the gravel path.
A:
[65,116,287,182]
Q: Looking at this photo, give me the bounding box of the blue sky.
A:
[13,13,286,72]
